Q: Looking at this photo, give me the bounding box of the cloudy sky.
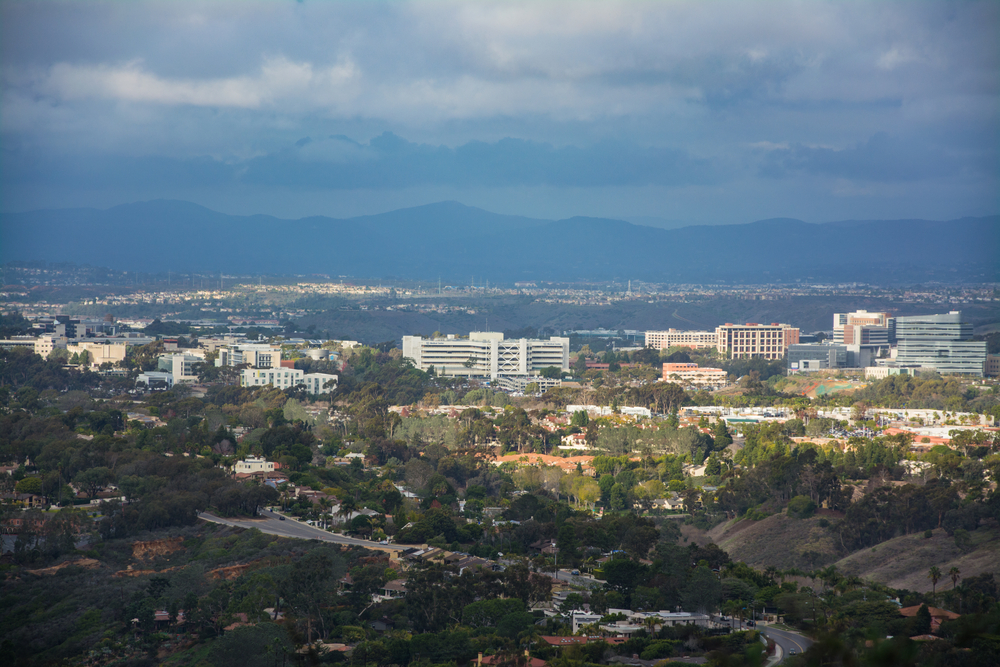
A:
[2,0,997,225]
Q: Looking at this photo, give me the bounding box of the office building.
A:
[661,362,728,387]
[833,310,894,344]
[864,366,920,380]
[894,311,986,376]
[216,343,282,369]
[494,374,563,394]
[402,332,569,379]
[787,344,849,372]
[158,352,206,383]
[984,355,1000,378]
[241,368,338,394]
[66,341,128,369]
[715,323,799,360]
[0,337,38,351]
[136,371,175,390]
[34,335,68,358]
[645,329,717,350]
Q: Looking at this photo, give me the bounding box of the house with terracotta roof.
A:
[899,605,960,633]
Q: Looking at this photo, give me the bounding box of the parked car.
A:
[279,516,286,521]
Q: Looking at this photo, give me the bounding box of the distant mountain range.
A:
[2,200,997,284]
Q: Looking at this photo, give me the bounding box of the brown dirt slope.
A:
[132,537,184,560]
[711,513,842,571]
[834,525,1000,593]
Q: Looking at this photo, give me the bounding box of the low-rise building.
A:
[136,371,175,390]
[66,341,128,369]
[494,374,563,394]
[233,456,279,475]
[864,365,921,380]
[661,362,728,387]
[158,352,205,382]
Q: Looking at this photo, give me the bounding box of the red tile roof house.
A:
[899,605,960,633]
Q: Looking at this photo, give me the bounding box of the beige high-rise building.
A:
[716,323,799,360]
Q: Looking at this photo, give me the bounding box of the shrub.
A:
[787,496,817,519]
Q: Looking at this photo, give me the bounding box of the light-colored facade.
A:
[661,362,728,387]
[34,335,68,357]
[216,344,282,369]
[894,311,986,376]
[986,355,1000,378]
[66,341,128,369]
[136,371,175,390]
[402,332,569,379]
[0,337,38,350]
[158,352,205,382]
[242,367,305,389]
[302,372,338,395]
[864,366,920,380]
[645,329,717,350]
[833,310,893,344]
[493,374,563,394]
[240,368,338,393]
[715,323,799,360]
[233,456,277,474]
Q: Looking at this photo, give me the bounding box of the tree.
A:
[712,419,733,448]
[949,566,961,590]
[74,467,113,500]
[539,366,562,379]
[928,566,942,594]
[913,604,932,635]
[15,476,43,495]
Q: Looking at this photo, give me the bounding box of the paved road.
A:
[762,627,813,662]
[198,509,405,552]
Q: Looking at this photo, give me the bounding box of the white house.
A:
[232,456,278,474]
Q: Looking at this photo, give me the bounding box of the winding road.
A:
[762,626,813,662]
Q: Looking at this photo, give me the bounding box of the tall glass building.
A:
[894,311,986,376]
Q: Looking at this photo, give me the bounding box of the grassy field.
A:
[709,513,842,571]
[692,511,1000,593]
[834,524,1000,592]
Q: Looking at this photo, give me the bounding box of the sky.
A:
[1,0,998,226]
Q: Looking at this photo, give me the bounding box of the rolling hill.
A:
[2,200,997,283]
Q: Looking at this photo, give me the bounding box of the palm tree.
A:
[928,566,942,594]
[338,496,358,526]
[949,566,961,590]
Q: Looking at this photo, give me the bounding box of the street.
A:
[197,509,405,552]
[762,626,813,663]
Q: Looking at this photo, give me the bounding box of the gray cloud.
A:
[758,133,994,182]
[1,1,997,222]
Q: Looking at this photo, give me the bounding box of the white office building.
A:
[402,332,570,379]
[241,368,338,394]
[216,344,282,369]
[894,311,986,376]
[645,329,717,350]
[158,352,206,382]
